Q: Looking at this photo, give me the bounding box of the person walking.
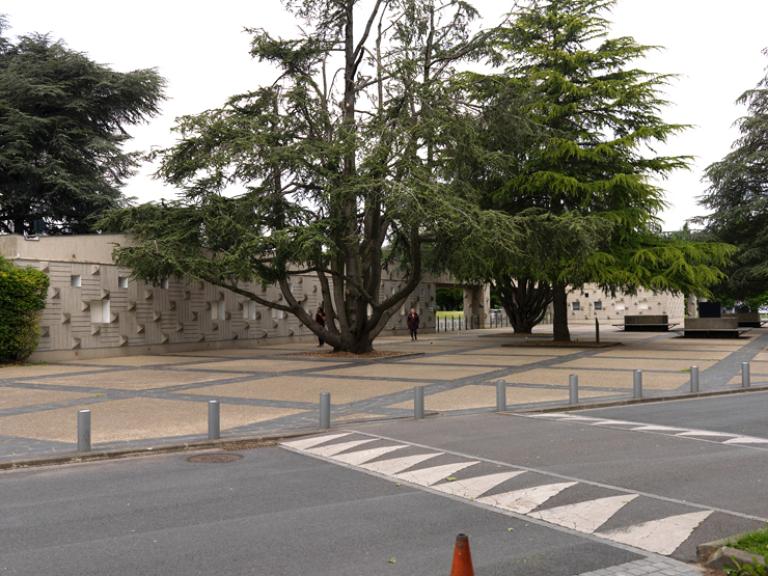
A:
[407,307,420,342]
[315,306,326,347]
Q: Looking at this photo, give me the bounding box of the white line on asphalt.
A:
[432,471,525,500]
[331,444,406,465]
[359,452,443,475]
[632,425,685,432]
[396,461,480,487]
[529,494,639,534]
[281,432,351,451]
[675,430,738,438]
[723,436,768,445]
[477,482,578,514]
[306,438,377,457]
[598,510,713,555]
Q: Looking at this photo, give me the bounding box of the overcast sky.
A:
[3,1,767,230]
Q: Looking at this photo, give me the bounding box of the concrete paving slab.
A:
[557,358,715,371]
[71,355,212,367]
[0,387,94,410]
[460,347,583,357]
[0,364,106,379]
[0,398,303,443]
[400,354,552,367]
[388,384,606,411]
[503,369,687,390]
[320,362,498,380]
[594,349,728,361]
[24,369,244,391]
[185,376,419,404]
[181,358,345,373]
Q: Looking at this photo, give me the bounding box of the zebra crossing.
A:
[280,431,763,560]
[517,412,768,447]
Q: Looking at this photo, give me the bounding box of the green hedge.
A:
[0,256,49,363]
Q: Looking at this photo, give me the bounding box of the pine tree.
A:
[103,0,522,353]
[0,19,165,234]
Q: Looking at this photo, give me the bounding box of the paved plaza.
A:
[1,325,767,461]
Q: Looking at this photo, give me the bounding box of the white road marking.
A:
[433,471,525,500]
[331,445,406,465]
[529,494,639,534]
[359,452,443,475]
[478,482,577,514]
[306,438,376,457]
[528,414,571,419]
[396,461,480,487]
[599,510,713,555]
[723,436,768,445]
[590,419,634,426]
[676,430,738,438]
[632,425,684,432]
[281,433,351,451]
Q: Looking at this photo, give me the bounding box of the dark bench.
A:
[613,315,678,332]
[729,312,768,328]
[683,317,751,338]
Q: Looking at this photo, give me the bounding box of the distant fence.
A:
[435,310,510,332]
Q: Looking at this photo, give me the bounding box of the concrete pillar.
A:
[686,294,698,318]
[463,284,492,329]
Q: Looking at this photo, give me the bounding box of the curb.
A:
[698,534,767,571]
[505,384,768,415]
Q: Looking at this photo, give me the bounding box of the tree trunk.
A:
[497,276,552,334]
[552,281,571,342]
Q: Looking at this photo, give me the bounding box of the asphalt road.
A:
[0,447,639,576]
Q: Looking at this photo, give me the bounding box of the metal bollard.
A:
[77,409,91,452]
[496,381,507,413]
[414,386,425,419]
[633,369,643,399]
[569,374,579,405]
[208,400,221,440]
[319,392,331,429]
[690,366,699,393]
[742,362,751,389]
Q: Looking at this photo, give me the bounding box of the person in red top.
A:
[406,308,420,341]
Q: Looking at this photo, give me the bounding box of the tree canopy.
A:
[700,50,768,309]
[103,0,523,353]
[448,0,730,338]
[0,17,165,234]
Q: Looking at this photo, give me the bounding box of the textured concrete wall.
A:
[565,285,685,325]
[2,235,437,359]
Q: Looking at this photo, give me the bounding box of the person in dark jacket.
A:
[315,306,326,347]
[406,308,420,341]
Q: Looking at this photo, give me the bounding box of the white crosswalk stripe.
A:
[676,430,737,438]
[359,452,443,475]
[280,432,732,558]
[281,432,351,451]
[331,445,406,465]
[396,461,479,487]
[529,494,638,533]
[432,471,525,500]
[599,510,713,555]
[477,481,577,514]
[306,438,377,457]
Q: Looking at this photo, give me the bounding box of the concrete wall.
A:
[566,285,685,325]
[1,235,437,360]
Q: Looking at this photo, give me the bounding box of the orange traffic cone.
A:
[450,533,474,576]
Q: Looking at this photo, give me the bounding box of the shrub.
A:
[0,256,49,363]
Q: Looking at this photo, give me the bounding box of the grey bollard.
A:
[208,400,221,440]
[569,374,579,405]
[77,409,91,452]
[742,362,751,389]
[496,381,507,413]
[633,369,643,399]
[414,386,425,419]
[319,392,331,429]
[690,366,699,393]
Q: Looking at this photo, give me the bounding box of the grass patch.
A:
[731,527,768,560]
[436,311,464,319]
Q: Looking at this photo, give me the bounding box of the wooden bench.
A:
[683,317,751,338]
[613,315,678,332]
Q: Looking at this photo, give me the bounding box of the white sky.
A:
[2,0,767,230]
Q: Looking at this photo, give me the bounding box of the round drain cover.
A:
[187,452,243,464]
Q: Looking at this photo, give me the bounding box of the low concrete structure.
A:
[617,315,676,332]
[1,234,438,360]
[683,317,747,338]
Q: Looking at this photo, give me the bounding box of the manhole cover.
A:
[187,452,243,464]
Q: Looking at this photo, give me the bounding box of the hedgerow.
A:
[0,257,49,363]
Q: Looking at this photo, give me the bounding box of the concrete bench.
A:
[683,317,751,338]
[613,315,677,332]
[729,312,767,328]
